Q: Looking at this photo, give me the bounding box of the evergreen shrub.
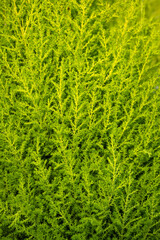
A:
[0,0,160,239]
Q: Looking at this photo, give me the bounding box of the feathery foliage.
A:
[0,0,160,239]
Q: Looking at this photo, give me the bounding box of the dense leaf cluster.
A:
[0,0,160,239]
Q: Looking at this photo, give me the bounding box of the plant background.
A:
[0,0,160,239]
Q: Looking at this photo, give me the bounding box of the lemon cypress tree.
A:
[0,0,160,239]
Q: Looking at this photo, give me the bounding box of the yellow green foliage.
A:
[0,0,160,239]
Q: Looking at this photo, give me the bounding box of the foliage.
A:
[0,0,160,239]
